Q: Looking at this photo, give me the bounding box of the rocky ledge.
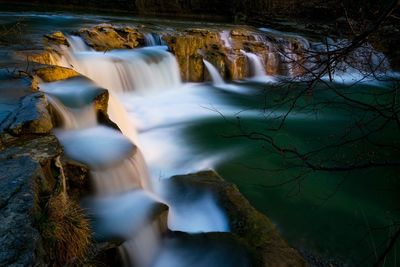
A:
[30,24,309,83]
[0,70,93,266]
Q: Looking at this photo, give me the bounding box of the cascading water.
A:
[241,50,266,77]
[144,33,166,46]
[39,73,164,267]
[44,35,239,267]
[59,46,181,94]
[203,59,225,86]
[241,50,275,82]
[22,10,397,265]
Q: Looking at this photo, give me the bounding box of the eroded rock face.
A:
[35,24,310,83]
[167,171,307,267]
[0,132,63,267]
[0,157,43,267]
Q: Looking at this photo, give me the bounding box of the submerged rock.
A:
[168,170,307,267]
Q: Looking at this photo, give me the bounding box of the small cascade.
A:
[45,34,241,267]
[46,95,97,129]
[241,51,266,77]
[40,77,100,129]
[144,33,165,46]
[120,222,161,267]
[219,30,232,49]
[66,35,92,52]
[55,126,151,193]
[60,44,182,94]
[107,94,140,144]
[203,59,225,86]
[40,75,162,267]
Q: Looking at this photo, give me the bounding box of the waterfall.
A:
[41,76,160,267]
[46,95,97,129]
[219,30,232,49]
[144,33,165,46]
[45,35,234,267]
[203,59,225,86]
[241,50,266,77]
[66,35,92,52]
[61,46,182,94]
[107,94,140,144]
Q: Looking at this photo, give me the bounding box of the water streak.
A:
[203,59,225,86]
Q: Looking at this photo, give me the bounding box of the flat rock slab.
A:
[0,92,52,136]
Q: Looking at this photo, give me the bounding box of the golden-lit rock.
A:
[34,66,80,82]
[44,31,68,46]
[79,24,144,51]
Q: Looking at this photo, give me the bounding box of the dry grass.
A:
[37,193,92,266]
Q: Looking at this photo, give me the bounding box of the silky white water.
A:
[43,25,399,266]
[203,59,225,86]
[48,35,235,267]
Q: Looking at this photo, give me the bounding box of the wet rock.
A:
[0,92,53,136]
[44,31,68,46]
[204,50,227,81]
[168,170,307,267]
[163,27,274,81]
[0,132,63,267]
[163,29,233,81]
[26,49,60,66]
[164,31,215,81]
[79,24,145,51]
[35,24,307,82]
[40,75,117,129]
[0,134,61,163]
[34,65,80,82]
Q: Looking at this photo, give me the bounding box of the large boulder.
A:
[79,24,145,51]
[167,171,307,267]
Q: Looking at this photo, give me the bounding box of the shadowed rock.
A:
[167,170,307,267]
[0,157,42,267]
[0,92,53,136]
